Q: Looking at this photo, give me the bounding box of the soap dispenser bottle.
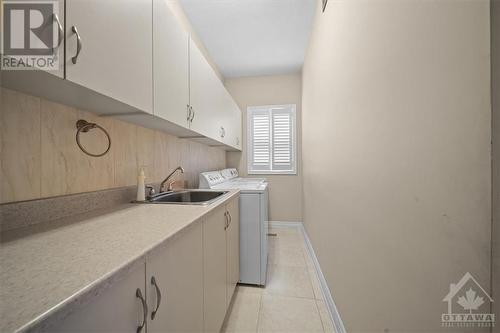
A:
[136,168,146,201]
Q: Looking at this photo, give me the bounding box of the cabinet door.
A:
[226,197,240,307]
[47,0,65,78]
[223,96,242,150]
[153,0,190,127]
[65,0,153,113]
[3,0,65,78]
[203,206,227,333]
[189,38,226,139]
[51,0,65,78]
[49,262,146,333]
[229,101,242,150]
[232,104,242,150]
[146,222,203,333]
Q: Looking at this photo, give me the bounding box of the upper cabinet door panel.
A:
[153,0,189,126]
[65,0,153,113]
[49,0,65,78]
[232,103,242,150]
[52,0,65,79]
[189,38,225,139]
[222,93,242,150]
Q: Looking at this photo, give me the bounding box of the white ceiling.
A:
[179,0,317,78]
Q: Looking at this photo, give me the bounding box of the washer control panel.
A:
[221,168,239,179]
[199,171,226,188]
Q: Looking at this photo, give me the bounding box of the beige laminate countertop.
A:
[0,190,239,333]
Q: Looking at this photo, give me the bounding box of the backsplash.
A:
[0,87,226,204]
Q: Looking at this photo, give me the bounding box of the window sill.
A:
[248,170,297,175]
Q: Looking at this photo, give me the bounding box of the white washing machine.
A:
[220,168,267,185]
[200,170,269,286]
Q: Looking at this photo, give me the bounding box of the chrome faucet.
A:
[160,166,185,193]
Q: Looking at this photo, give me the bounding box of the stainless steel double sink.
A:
[141,190,228,205]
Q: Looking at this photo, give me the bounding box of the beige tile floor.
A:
[222,227,336,333]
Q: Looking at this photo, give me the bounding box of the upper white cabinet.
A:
[222,94,243,150]
[189,38,225,139]
[65,0,153,113]
[3,0,241,150]
[48,0,65,78]
[189,39,242,149]
[153,0,190,127]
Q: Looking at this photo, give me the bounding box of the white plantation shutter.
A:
[250,110,271,171]
[248,105,296,174]
[272,109,293,170]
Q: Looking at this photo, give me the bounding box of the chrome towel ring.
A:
[75,119,111,157]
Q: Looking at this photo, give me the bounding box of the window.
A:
[247,104,297,174]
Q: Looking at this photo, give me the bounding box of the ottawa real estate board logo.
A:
[442,272,495,328]
[1,0,60,70]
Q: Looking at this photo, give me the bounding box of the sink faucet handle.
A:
[145,185,156,199]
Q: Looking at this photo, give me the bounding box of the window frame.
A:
[247,104,297,175]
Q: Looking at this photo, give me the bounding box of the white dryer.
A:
[200,170,269,286]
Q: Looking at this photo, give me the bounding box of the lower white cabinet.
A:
[47,196,239,333]
[50,263,147,333]
[146,222,204,333]
[203,196,240,332]
[203,205,228,333]
[226,197,240,308]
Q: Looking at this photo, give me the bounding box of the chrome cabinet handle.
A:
[190,107,195,122]
[136,288,148,333]
[220,127,226,138]
[53,14,64,51]
[71,26,82,64]
[187,104,191,121]
[150,276,162,320]
[224,211,228,230]
[228,211,232,226]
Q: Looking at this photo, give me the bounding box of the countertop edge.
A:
[12,189,240,333]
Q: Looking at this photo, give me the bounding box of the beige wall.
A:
[302,1,491,332]
[492,0,500,331]
[0,88,226,203]
[225,74,303,222]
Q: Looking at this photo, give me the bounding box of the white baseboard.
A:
[269,221,347,333]
[300,225,347,333]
